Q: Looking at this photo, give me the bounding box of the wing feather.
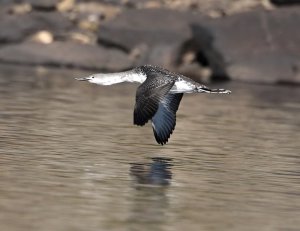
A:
[134,73,175,126]
[133,66,183,145]
[151,93,183,145]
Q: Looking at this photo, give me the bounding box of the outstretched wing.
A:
[151,93,183,145]
[134,72,175,126]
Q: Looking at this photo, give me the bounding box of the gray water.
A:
[0,65,299,231]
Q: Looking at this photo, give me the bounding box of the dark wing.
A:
[151,93,183,145]
[134,73,175,126]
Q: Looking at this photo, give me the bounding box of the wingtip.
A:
[153,129,172,145]
[158,140,168,145]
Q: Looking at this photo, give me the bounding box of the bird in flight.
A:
[76,65,231,145]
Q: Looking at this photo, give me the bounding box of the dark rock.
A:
[137,43,189,72]
[0,42,133,71]
[199,7,300,84]
[271,0,300,6]
[0,0,14,4]
[97,7,300,84]
[0,4,10,15]
[27,0,59,11]
[97,9,194,52]
[97,8,211,80]
[0,12,73,43]
[97,9,227,81]
[187,24,229,80]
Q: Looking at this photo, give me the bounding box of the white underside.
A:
[89,71,147,85]
[170,80,195,93]
[87,71,196,93]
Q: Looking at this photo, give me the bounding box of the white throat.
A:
[89,70,146,86]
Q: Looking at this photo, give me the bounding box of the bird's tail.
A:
[198,86,231,94]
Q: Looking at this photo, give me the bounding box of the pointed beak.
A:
[75,77,90,81]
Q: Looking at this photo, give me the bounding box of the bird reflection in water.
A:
[128,158,173,229]
[130,157,173,186]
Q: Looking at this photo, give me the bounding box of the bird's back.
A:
[137,65,201,87]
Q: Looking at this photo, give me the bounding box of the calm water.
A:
[0,65,299,231]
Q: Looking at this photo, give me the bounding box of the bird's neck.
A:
[91,70,146,85]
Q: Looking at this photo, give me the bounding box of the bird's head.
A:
[75,73,120,85]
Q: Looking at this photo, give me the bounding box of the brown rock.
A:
[57,0,75,12]
[29,30,54,44]
[10,3,32,15]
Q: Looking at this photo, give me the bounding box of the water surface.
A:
[0,65,299,231]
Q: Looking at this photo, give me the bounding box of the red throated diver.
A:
[76,65,231,145]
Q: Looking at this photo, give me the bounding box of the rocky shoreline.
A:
[0,0,299,85]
